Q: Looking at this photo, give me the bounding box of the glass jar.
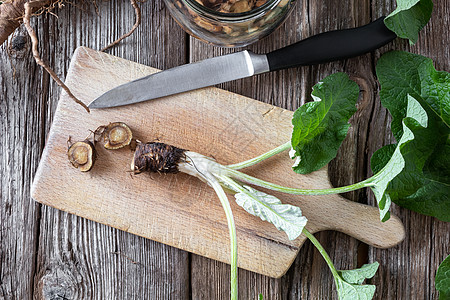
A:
[163,0,296,47]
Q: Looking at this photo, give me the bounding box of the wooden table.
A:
[0,0,449,299]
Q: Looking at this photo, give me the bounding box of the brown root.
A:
[131,142,186,174]
[0,0,28,46]
[0,0,61,46]
[101,0,141,52]
[23,0,90,113]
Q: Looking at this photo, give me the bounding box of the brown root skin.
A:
[132,142,186,174]
[0,0,60,46]
[0,0,29,46]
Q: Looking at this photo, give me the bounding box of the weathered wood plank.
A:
[16,1,190,299]
[0,25,43,300]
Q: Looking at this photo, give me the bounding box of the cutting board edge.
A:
[30,47,86,203]
[31,187,302,278]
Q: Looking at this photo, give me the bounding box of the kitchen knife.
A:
[89,16,396,109]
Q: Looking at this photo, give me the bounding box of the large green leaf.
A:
[368,95,429,221]
[436,254,450,300]
[419,59,450,128]
[376,51,428,140]
[384,0,433,44]
[290,72,359,174]
[373,51,450,221]
[336,280,376,300]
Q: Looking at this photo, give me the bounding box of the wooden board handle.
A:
[316,194,405,248]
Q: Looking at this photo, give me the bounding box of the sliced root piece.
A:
[96,122,133,150]
[68,140,96,172]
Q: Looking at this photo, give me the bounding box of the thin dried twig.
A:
[23,0,90,113]
[101,0,141,52]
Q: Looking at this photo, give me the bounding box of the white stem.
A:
[178,152,238,300]
[209,176,238,300]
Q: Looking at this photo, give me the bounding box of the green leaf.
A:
[368,95,428,221]
[335,279,376,300]
[234,185,307,240]
[374,51,450,221]
[290,72,359,174]
[436,254,450,300]
[384,0,433,44]
[376,51,428,140]
[338,262,380,285]
[424,143,450,183]
[419,59,450,128]
[335,262,379,300]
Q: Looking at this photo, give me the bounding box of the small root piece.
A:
[101,0,141,52]
[23,0,90,113]
[67,139,96,172]
[95,122,133,150]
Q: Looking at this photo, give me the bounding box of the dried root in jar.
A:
[199,0,267,12]
[229,0,251,13]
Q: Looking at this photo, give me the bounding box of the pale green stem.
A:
[227,141,291,170]
[218,174,342,290]
[302,229,340,281]
[218,175,285,226]
[208,175,238,300]
[223,167,373,195]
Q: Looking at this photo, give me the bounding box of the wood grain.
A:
[0,24,42,300]
[0,0,448,298]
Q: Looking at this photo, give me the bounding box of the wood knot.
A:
[11,35,27,51]
[37,265,82,300]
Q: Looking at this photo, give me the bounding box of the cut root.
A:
[101,0,141,52]
[23,0,90,112]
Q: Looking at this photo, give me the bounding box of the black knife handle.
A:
[266,17,396,71]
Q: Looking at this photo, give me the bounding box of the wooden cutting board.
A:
[31,47,405,278]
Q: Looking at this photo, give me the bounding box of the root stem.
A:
[101,0,141,52]
[23,0,90,113]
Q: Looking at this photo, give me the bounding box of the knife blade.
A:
[89,16,396,109]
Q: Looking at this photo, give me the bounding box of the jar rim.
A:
[182,0,282,21]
